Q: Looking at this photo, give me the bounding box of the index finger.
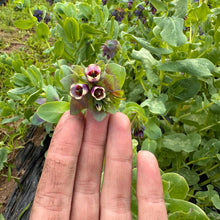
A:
[30,111,84,219]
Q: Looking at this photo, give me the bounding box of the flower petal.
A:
[70,83,89,100]
[85,64,101,83]
[91,86,106,101]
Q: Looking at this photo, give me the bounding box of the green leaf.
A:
[12,59,24,73]
[177,168,200,186]
[81,24,104,35]
[1,106,12,117]
[8,86,35,95]
[168,77,201,101]
[211,194,220,209]
[88,106,107,122]
[31,112,44,126]
[78,2,93,19]
[173,0,187,18]
[123,102,147,118]
[153,16,187,47]
[122,32,173,55]
[14,17,37,30]
[61,65,73,77]
[157,58,214,77]
[162,133,201,152]
[23,0,30,8]
[144,118,162,140]
[94,5,104,25]
[105,63,126,89]
[142,139,157,154]
[1,116,22,125]
[131,168,138,219]
[187,3,210,24]
[131,48,158,66]
[131,48,160,85]
[166,198,210,220]
[150,0,168,12]
[29,65,44,88]
[63,17,80,42]
[162,173,189,199]
[37,101,70,123]
[36,22,50,40]
[141,94,167,115]
[103,5,109,23]
[0,148,8,171]
[25,89,42,105]
[168,210,208,220]
[64,3,77,18]
[46,85,59,102]
[70,97,88,115]
[54,40,64,59]
[156,17,187,47]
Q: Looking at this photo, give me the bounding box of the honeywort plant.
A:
[1,0,220,219]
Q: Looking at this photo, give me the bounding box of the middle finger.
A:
[71,111,110,219]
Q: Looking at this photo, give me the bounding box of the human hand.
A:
[30,111,168,219]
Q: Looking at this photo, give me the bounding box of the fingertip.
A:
[137,151,158,166]
[109,112,131,132]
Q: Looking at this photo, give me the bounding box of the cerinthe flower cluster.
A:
[61,62,126,121]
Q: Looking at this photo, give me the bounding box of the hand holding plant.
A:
[30,111,167,219]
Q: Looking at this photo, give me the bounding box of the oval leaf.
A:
[37,101,70,123]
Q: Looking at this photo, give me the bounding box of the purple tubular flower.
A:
[33,10,43,22]
[102,0,108,5]
[111,8,125,22]
[91,86,106,101]
[128,0,133,9]
[70,83,89,100]
[134,130,144,138]
[150,3,157,14]
[85,64,101,83]
[101,40,120,59]
[134,124,145,139]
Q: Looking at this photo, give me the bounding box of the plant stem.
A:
[159,55,165,93]
[199,122,220,132]
[46,40,54,56]
[200,172,220,186]
[191,23,199,44]
[199,163,220,176]
[165,156,217,173]
[140,78,148,94]
[179,95,220,119]
[186,156,217,166]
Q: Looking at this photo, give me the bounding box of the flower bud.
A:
[96,103,102,111]
[91,86,106,101]
[101,40,121,60]
[85,64,101,83]
[70,83,89,100]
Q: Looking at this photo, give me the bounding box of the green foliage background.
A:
[1,0,220,219]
